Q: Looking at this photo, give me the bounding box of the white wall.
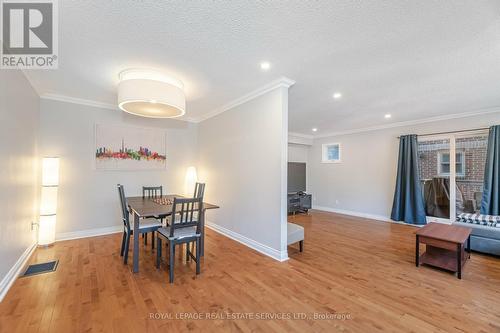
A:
[309,112,500,220]
[0,70,39,297]
[288,144,308,163]
[39,99,198,238]
[198,87,289,261]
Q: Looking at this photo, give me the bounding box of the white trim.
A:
[39,78,296,124]
[312,205,393,223]
[41,93,119,111]
[0,242,37,302]
[280,87,290,256]
[309,106,500,139]
[313,205,424,228]
[56,225,122,242]
[39,93,199,122]
[206,221,289,262]
[288,132,314,140]
[195,77,296,123]
[288,132,313,146]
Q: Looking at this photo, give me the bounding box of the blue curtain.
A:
[391,134,427,224]
[481,125,500,215]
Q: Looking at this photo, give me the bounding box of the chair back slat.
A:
[143,186,163,198]
[170,197,203,237]
[117,184,131,231]
[194,183,205,199]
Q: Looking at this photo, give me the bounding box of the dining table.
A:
[126,194,219,273]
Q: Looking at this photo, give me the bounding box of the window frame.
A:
[437,150,465,177]
[322,143,342,163]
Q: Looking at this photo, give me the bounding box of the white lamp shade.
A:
[118,69,186,118]
[40,186,58,216]
[39,215,56,246]
[184,166,198,196]
[39,157,59,246]
[42,157,60,186]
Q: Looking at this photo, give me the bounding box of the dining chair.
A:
[118,184,162,264]
[143,186,163,198]
[142,185,164,244]
[156,197,203,283]
[194,182,205,199]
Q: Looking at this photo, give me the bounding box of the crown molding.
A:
[40,93,119,111]
[194,77,296,123]
[39,76,296,124]
[288,132,314,139]
[312,106,500,139]
[40,93,199,122]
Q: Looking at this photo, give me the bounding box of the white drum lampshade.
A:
[39,157,59,246]
[118,69,186,118]
[184,166,198,196]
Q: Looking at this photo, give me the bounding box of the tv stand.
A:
[288,192,312,215]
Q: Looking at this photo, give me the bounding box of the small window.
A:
[438,151,465,176]
[322,143,341,163]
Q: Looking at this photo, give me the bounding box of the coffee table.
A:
[415,223,472,279]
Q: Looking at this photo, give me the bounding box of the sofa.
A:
[452,213,500,256]
[287,222,304,252]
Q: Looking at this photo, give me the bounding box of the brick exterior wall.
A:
[418,136,487,211]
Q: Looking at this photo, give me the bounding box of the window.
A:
[322,143,341,163]
[438,151,465,176]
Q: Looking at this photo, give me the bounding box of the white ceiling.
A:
[24,1,500,135]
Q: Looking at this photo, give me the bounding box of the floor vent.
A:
[21,260,58,277]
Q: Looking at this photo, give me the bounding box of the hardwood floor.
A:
[1,210,500,332]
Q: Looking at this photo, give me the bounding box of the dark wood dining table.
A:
[126,194,219,273]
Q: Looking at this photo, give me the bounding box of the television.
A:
[288,162,306,193]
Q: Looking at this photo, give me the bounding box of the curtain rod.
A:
[396,127,490,139]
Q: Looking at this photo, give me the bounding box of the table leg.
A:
[200,209,206,257]
[415,235,419,267]
[467,236,471,259]
[133,212,140,273]
[457,243,462,279]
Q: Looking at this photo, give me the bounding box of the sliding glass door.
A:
[418,137,452,223]
[454,132,488,216]
[417,130,488,223]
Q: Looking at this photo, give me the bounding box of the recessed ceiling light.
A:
[333,92,342,99]
[312,128,318,132]
[260,62,271,71]
[384,114,392,119]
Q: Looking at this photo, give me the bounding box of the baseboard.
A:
[0,242,37,302]
[206,221,289,262]
[56,225,122,242]
[312,205,393,223]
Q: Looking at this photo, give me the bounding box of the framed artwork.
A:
[322,143,341,163]
[95,124,166,170]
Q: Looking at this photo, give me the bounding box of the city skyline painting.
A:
[95,124,166,170]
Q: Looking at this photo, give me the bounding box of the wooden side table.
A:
[416,223,472,279]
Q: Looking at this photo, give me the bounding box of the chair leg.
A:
[169,242,175,283]
[299,240,303,252]
[186,242,190,262]
[196,238,201,275]
[120,232,126,256]
[151,231,155,250]
[156,237,162,269]
[124,234,130,264]
[144,232,147,245]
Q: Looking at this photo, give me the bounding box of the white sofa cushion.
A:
[287,222,304,245]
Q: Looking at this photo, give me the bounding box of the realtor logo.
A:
[1,0,58,69]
